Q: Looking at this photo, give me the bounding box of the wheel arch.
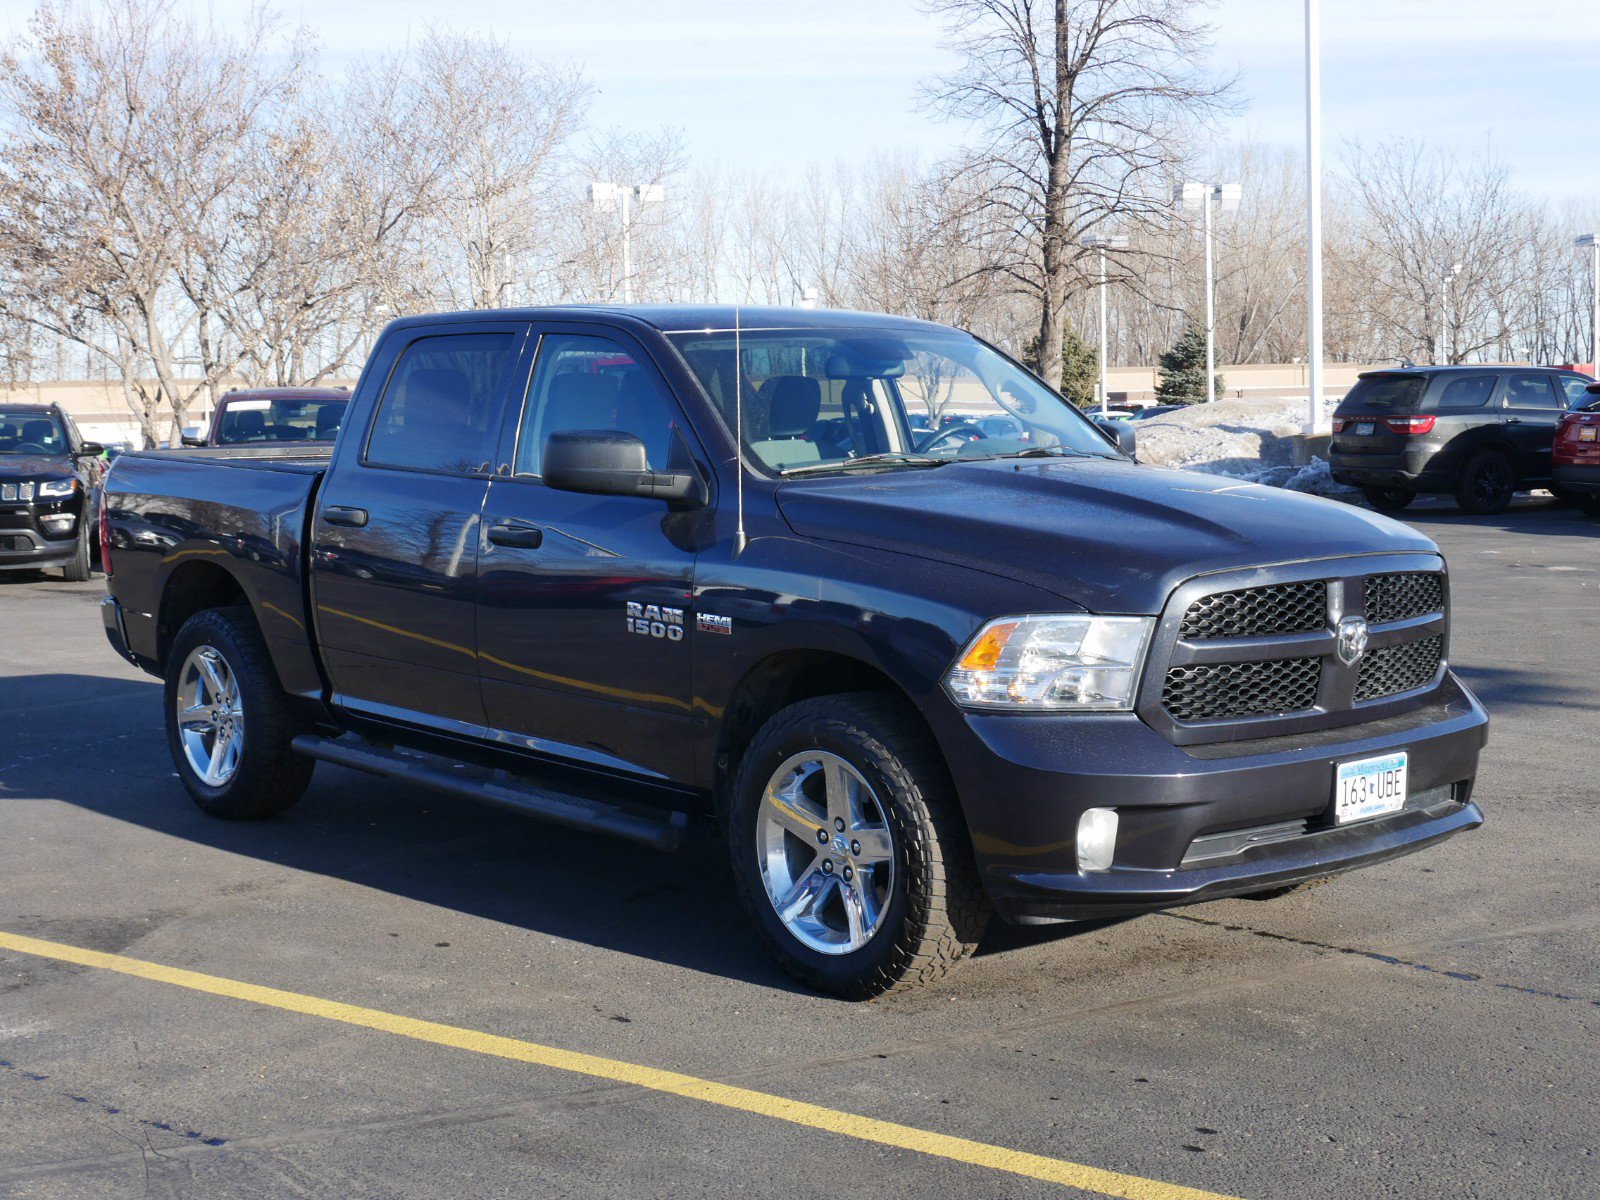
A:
[156,559,252,672]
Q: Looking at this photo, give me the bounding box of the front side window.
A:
[1433,374,1496,410]
[666,326,1117,475]
[514,334,681,477]
[1502,373,1560,410]
[0,411,66,454]
[365,334,517,473]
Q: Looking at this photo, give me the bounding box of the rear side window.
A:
[1501,373,1561,410]
[1433,374,1496,410]
[1338,375,1426,412]
[365,334,518,474]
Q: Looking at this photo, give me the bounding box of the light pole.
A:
[1081,233,1129,414]
[1305,0,1324,431]
[1578,234,1599,375]
[588,181,665,303]
[1438,262,1462,364]
[1175,181,1242,402]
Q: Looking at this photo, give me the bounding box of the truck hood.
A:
[0,455,74,482]
[775,458,1438,614]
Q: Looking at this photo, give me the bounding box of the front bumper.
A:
[0,495,83,569]
[0,526,79,569]
[1553,462,1600,497]
[925,672,1488,923]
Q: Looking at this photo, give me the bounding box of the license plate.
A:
[1334,751,1408,824]
[1353,422,1375,436]
[1580,426,1597,442]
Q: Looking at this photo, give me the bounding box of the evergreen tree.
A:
[1022,322,1099,408]
[1155,324,1223,405]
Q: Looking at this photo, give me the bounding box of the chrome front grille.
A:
[1,482,36,502]
[1145,560,1449,744]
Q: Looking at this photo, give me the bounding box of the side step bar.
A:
[290,734,692,852]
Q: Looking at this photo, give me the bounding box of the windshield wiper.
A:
[985,446,1116,461]
[780,452,949,477]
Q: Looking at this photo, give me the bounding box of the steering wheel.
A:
[13,442,47,454]
[916,426,985,455]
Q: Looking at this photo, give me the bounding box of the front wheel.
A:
[728,693,990,998]
[1360,486,1415,513]
[164,606,314,819]
[60,526,92,582]
[1455,449,1516,515]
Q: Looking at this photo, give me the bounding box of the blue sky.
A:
[3,0,1596,200]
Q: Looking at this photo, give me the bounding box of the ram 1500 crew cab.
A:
[100,306,1488,996]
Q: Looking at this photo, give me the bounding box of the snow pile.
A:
[1132,397,1356,497]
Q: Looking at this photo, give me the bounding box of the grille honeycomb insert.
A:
[1364,573,1444,624]
[1356,635,1444,702]
[1162,658,1322,723]
[1179,581,1327,640]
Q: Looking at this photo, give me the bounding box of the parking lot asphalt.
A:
[1,494,1596,1200]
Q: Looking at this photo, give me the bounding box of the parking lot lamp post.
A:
[1438,262,1462,364]
[1176,182,1241,402]
[1305,0,1324,431]
[1081,234,1130,414]
[588,182,666,303]
[1578,235,1599,375]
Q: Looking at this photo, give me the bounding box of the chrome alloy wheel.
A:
[175,645,244,787]
[756,751,897,956]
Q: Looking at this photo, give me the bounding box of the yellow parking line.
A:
[0,930,1243,1200]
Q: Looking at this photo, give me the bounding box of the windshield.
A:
[665,326,1118,475]
[0,411,67,455]
[216,396,348,444]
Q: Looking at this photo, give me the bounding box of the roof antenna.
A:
[732,307,748,557]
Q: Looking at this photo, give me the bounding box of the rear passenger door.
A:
[1498,372,1565,483]
[311,321,531,732]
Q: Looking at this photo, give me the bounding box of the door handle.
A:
[1504,416,1522,425]
[487,522,543,549]
[322,505,369,527]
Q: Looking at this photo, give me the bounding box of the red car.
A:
[1553,380,1600,516]
[184,387,350,448]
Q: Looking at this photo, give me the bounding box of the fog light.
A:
[1077,807,1119,872]
[41,513,75,533]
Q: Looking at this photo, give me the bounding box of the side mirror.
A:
[1092,417,1136,457]
[74,442,106,458]
[543,430,705,504]
[180,435,207,448]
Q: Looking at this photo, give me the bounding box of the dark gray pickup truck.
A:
[100,306,1488,996]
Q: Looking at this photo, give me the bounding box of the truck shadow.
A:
[6,673,1107,995]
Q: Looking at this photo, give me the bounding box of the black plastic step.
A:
[290,734,692,851]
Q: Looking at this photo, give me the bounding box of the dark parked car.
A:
[186,387,350,448]
[1329,365,1594,514]
[1553,381,1600,517]
[100,305,1486,997]
[0,403,105,580]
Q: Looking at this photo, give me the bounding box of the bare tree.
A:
[925,0,1231,388]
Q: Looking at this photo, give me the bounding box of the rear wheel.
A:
[1574,493,1600,518]
[728,693,990,998]
[164,606,313,819]
[1360,486,1415,513]
[1455,449,1516,515]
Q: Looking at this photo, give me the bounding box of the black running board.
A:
[290,734,691,852]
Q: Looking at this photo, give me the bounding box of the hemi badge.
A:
[697,614,732,635]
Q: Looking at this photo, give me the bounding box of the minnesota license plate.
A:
[1334,751,1408,824]
[1580,426,1597,442]
[1353,422,1375,436]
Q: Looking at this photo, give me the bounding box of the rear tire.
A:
[1574,493,1600,518]
[1360,486,1415,513]
[164,606,313,819]
[1454,449,1516,515]
[60,527,91,582]
[728,692,991,998]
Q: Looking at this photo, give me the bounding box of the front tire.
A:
[1455,449,1516,515]
[60,526,92,582]
[728,693,990,998]
[1361,486,1415,513]
[164,606,313,819]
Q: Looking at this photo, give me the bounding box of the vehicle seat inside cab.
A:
[750,376,822,469]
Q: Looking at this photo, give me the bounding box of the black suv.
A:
[0,403,105,580]
[1329,366,1594,514]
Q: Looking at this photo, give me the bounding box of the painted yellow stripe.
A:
[0,930,1242,1200]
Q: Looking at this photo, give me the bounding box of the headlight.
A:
[37,478,77,498]
[944,615,1154,711]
